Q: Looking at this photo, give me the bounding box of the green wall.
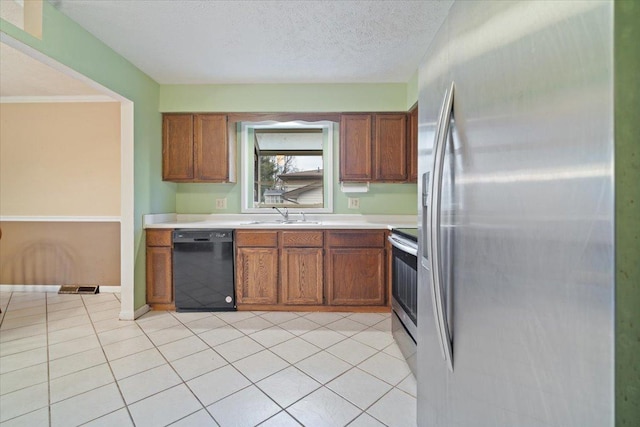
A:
[0,2,174,309]
[163,83,418,215]
[160,83,408,112]
[4,12,634,425]
[406,70,419,109]
[176,125,418,215]
[615,1,640,425]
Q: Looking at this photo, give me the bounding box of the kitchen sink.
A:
[243,220,321,225]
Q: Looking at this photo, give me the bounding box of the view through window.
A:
[241,121,334,212]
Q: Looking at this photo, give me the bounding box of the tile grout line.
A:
[171,310,284,424]
[215,316,309,426]
[169,310,312,425]
[0,291,13,327]
[300,315,404,427]
[232,312,390,425]
[80,293,136,427]
[2,294,413,427]
[134,309,219,424]
[0,292,50,425]
[46,292,52,427]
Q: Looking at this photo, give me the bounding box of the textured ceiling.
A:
[53,0,453,84]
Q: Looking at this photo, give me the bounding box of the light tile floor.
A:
[0,291,416,427]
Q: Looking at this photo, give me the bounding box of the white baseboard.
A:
[0,284,121,293]
[0,283,145,322]
[120,304,150,321]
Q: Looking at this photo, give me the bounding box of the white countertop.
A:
[143,213,417,230]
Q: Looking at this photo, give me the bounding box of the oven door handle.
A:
[388,236,418,257]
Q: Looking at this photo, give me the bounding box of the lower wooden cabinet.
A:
[146,247,172,304]
[280,230,324,305]
[235,229,387,310]
[145,230,174,308]
[326,230,386,306]
[281,248,324,305]
[147,228,388,311]
[236,247,278,304]
[235,230,279,305]
[326,247,386,305]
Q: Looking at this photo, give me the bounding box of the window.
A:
[241,121,334,213]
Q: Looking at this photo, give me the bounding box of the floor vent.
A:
[58,285,100,295]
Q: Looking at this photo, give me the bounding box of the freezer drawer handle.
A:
[428,81,455,371]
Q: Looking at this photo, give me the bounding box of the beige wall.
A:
[0,222,121,286]
[0,102,121,216]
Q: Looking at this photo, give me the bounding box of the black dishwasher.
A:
[173,229,235,312]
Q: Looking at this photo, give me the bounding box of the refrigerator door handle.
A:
[422,83,447,270]
[425,86,448,361]
[429,81,455,371]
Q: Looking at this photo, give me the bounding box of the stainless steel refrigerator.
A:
[417,1,614,426]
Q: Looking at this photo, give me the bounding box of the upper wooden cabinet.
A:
[340,113,409,183]
[162,113,236,183]
[163,114,193,181]
[407,105,418,182]
[194,114,230,181]
[374,114,407,182]
[340,114,372,181]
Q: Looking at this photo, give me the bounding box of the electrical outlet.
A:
[348,197,360,209]
[215,198,227,210]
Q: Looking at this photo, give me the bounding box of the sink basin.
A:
[243,220,321,225]
[282,220,321,225]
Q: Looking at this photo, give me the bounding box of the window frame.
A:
[240,120,334,213]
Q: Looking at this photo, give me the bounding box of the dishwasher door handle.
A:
[193,238,211,242]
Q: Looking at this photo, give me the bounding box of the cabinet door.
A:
[327,247,386,306]
[281,248,323,305]
[194,114,229,182]
[162,114,194,181]
[374,114,407,182]
[146,229,172,247]
[408,106,418,182]
[146,246,173,304]
[340,114,372,181]
[236,247,278,304]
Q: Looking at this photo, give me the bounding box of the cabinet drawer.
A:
[282,231,323,248]
[236,230,278,247]
[327,230,385,248]
[146,229,172,247]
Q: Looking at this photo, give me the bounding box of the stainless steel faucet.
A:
[272,206,289,220]
[300,211,307,222]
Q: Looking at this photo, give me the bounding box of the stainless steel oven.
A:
[388,228,418,376]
